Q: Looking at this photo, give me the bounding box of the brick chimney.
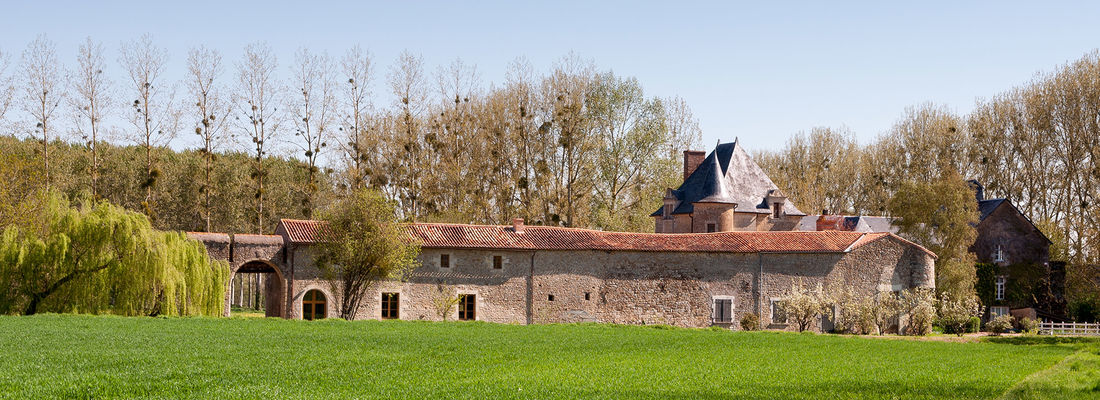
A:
[683,150,706,181]
[512,218,525,233]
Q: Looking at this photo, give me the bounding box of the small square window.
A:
[706,223,716,233]
[548,294,555,301]
[492,255,503,269]
[440,254,450,268]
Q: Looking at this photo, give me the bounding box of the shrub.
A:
[899,288,936,336]
[779,279,827,332]
[1019,317,1040,334]
[968,316,982,333]
[740,313,760,331]
[986,315,1013,336]
[936,294,984,336]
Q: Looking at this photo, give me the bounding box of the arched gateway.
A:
[187,232,290,318]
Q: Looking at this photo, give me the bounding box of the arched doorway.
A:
[303,289,327,320]
[229,260,286,318]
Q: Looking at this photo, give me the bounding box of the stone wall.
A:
[277,236,935,331]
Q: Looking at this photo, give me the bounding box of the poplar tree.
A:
[71,37,112,199]
[339,45,374,192]
[236,42,283,233]
[20,34,64,190]
[186,46,232,232]
[289,48,335,218]
[120,34,177,219]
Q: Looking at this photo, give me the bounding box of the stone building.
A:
[653,140,806,233]
[185,139,939,330]
[190,218,936,331]
[966,181,1065,321]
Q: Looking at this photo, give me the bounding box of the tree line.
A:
[0,35,701,234]
[754,51,1100,316]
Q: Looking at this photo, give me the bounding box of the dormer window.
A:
[993,244,1005,263]
[772,203,781,219]
[663,204,673,219]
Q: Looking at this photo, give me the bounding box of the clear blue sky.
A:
[2,1,1098,152]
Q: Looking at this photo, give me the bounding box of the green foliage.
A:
[0,192,228,316]
[987,314,1014,336]
[0,136,334,234]
[739,312,760,331]
[888,170,979,299]
[1019,317,1040,335]
[975,263,997,306]
[968,316,982,334]
[0,314,1077,399]
[315,188,421,320]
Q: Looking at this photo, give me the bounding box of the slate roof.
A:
[278,219,934,256]
[651,140,805,217]
[978,199,1007,221]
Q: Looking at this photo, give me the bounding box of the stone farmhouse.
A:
[190,140,937,331]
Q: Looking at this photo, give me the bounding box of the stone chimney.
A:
[512,218,525,233]
[683,150,706,181]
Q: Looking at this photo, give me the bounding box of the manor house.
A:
[190,141,937,331]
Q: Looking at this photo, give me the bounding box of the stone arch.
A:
[229,259,287,318]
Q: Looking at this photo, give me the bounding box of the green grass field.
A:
[0,314,1094,399]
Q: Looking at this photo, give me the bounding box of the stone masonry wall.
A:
[279,236,935,331]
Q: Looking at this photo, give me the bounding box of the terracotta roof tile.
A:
[278,219,934,255]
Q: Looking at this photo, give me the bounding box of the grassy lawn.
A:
[0,314,1089,399]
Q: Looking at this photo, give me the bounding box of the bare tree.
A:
[339,45,374,192]
[70,37,112,199]
[120,34,177,218]
[235,42,283,233]
[387,50,430,218]
[20,35,65,190]
[0,48,15,124]
[186,46,232,232]
[289,48,336,218]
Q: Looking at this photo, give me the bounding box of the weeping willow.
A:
[0,192,229,316]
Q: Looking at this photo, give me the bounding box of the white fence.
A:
[1039,322,1100,336]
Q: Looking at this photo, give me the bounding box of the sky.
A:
[2,1,1099,153]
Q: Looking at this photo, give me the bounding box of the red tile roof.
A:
[278,219,935,256]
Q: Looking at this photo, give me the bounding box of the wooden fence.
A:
[1039,321,1100,336]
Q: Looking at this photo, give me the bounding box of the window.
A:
[995,276,1006,301]
[303,290,326,321]
[459,294,476,321]
[663,204,673,219]
[713,298,733,323]
[993,245,1005,263]
[706,223,716,233]
[381,293,399,319]
[584,292,591,301]
[770,299,787,324]
[990,306,1010,317]
[492,255,502,269]
[440,254,450,269]
[548,294,555,301]
[772,203,782,218]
